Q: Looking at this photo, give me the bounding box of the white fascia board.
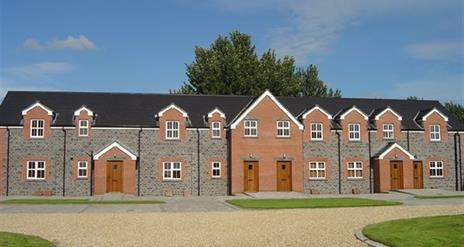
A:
[21,102,54,116]
[301,105,333,120]
[74,106,94,116]
[207,108,226,119]
[422,108,449,122]
[374,107,402,121]
[378,143,415,160]
[93,142,137,160]
[157,103,188,118]
[339,106,368,120]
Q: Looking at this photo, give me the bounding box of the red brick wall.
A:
[375,111,402,141]
[376,147,414,192]
[20,156,52,181]
[159,108,187,141]
[302,109,331,143]
[304,156,332,180]
[71,156,91,180]
[74,111,93,137]
[22,106,53,139]
[208,112,226,139]
[423,112,448,143]
[340,111,368,144]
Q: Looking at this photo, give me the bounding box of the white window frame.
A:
[165,121,180,140]
[309,162,326,179]
[383,124,394,139]
[79,120,89,137]
[163,162,181,180]
[212,162,221,178]
[77,161,88,178]
[430,124,441,141]
[347,161,363,179]
[30,119,45,138]
[27,161,46,180]
[348,123,361,141]
[311,123,323,141]
[276,120,290,137]
[244,120,258,137]
[429,161,444,178]
[211,121,221,138]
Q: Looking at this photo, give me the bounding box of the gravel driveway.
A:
[0,205,462,247]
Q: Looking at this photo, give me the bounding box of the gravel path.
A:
[0,205,462,247]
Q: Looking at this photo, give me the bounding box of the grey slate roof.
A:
[0,91,463,130]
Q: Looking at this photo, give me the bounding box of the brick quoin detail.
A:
[207,157,228,179]
[157,157,189,181]
[425,157,448,178]
[71,156,91,180]
[304,157,332,180]
[20,156,52,182]
[341,157,369,181]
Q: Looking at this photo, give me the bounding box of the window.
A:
[430,125,440,141]
[27,161,45,180]
[311,123,323,140]
[79,120,89,137]
[77,161,88,178]
[348,123,361,141]
[244,120,257,137]
[429,161,443,177]
[212,122,221,138]
[212,162,221,178]
[166,121,180,140]
[309,162,325,179]
[163,162,181,180]
[347,161,363,179]
[30,119,44,138]
[276,121,290,137]
[383,124,394,139]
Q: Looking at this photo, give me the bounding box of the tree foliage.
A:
[445,101,464,123]
[171,31,341,97]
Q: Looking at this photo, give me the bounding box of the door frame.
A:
[390,160,404,190]
[106,161,124,193]
[413,161,423,189]
[243,161,259,192]
[276,161,292,191]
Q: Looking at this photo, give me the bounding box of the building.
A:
[0,90,462,196]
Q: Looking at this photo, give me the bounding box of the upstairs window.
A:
[27,161,45,180]
[212,162,221,178]
[166,121,180,140]
[430,125,440,141]
[311,123,323,140]
[163,162,181,180]
[77,161,88,178]
[244,120,257,137]
[79,120,89,137]
[309,162,326,179]
[383,124,394,139]
[276,121,290,137]
[348,123,361,141]
[429,161,443,177]
[30,119,44,138]
[347,161,363,179]
[212,122,221,138]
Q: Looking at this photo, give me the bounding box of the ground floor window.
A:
[212,162,221,178]
[163,162,181,180]
[27,161,45,180]
[309,162,325,179]
[429,161,443,177]
[347,161,362,179]
[77,161,88,178]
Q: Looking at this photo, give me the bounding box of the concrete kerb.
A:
[354,228,389,247]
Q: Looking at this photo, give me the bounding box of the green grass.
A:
[414,195,464,199]
[226,198,401,209]
[0,232,55,247]
[363,214,464,247]
[0,199,164,205]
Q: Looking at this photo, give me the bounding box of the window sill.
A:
[211,177,222,179]
[348,140,361,142]
[211,137,222,140]
[26,179,46,182]
[162,179,182,182]
[429,176,444,179]
[276,136,291,139]
[243,136,258,139]
[309,178,327,181]
[165,139,181,141]
[29,137,45,140]
[347,177,364,180]
[76,177,88,180]
[430,140,441,142]
[310,139,324,142]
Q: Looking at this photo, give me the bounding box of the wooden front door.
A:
[243,162,259,192]
[107,161,123,193]
[413,161,423,189]
[276,161,292,191]
[390,161,404,190]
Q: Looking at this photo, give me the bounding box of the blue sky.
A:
[1,0,463,103]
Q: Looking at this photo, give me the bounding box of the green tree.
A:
[445,101,464,123]
[172,31,340,97]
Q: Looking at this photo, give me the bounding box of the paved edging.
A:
[354,228,389,247]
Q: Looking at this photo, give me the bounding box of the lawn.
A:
[0,199,164,205]
[226,198,401,209]
[363,214,464,247]
[0,232,55,247]
[414,195,464,199]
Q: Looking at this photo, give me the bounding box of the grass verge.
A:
[363,214,464,247]
[414,195,464,199]
[0,231,55,247]
[0,199,164,205]
[226,198,401,209]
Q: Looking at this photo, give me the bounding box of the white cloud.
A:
[23,35,96,51]
[403,41,463,61]
[5,62,75,80]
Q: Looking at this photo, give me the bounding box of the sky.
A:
[1,0,463,104]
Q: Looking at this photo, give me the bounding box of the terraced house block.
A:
[0,90,462,196]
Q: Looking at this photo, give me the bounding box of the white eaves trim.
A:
[74,106,94,116]
[230,90,304,130]
[378,143,415,160]
[21,102,54,116]
[301,105,333,120]
[374,107,402,121]
[422,108,448,122]
[93,142,137,160]
[157,103,188,118]
[207,108,226,119]
[339,106,368,120]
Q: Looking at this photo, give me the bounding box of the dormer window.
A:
[30,119,44,138]
[212,122,221,138]
[383,124,394,139]
[430,125,440,141]
[79,120,89,137]
[348,123,360,141]
[166,121,180,140]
